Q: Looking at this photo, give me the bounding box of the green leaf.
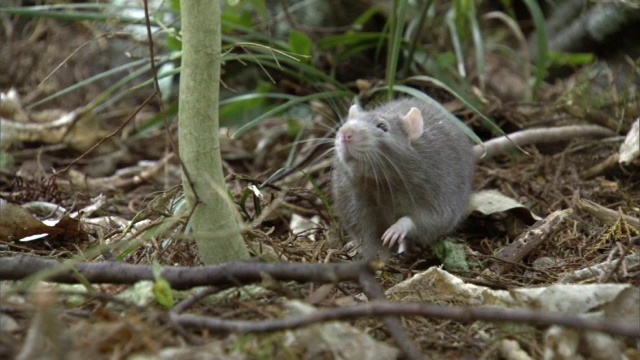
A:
[289,30,312,56]
[219,82,277,126]
[431,238,469,271]
[457,0,474,38]
[169,0,180,11]
[152,262,174,308]
[152,261,163,279]
[548,51,596,66]
[222,5,254,30]
[0,151,14,170]
[153,278,175,308]
[166,28,182,51]
[435,52,457,68]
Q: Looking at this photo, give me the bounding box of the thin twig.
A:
[36,32,131,90]
[172,301,640,338]
[53,92,155,175]
[359,270,424,360]
[171,286,227,314]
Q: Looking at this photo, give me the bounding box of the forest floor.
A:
[1,15,639,360]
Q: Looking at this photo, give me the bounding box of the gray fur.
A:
[332,98,475,259]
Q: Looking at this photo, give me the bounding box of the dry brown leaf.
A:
[0,199,60,240]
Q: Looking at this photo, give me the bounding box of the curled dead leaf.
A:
[0,199,60,240]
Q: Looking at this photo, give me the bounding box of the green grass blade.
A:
[446,8,466,78]
[386,0,408,101]
[221,93,298,104]
[468,2,485,90]
[522,0,548,92]
[127,66,182,93]
[402,77,527,154]
[231,90,353,138]
[316,32,387,49]
[401,0,434,78]
[482,11,532,100]
[27,58,150,109]
[91,65,155,112]
[403,75,488,135]
[224,53,346,89]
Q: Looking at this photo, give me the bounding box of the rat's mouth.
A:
[341,147,354,161]
[338,144,362,163]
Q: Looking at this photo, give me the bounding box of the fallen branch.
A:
[171,300,640,338]
[474,125,615,161]
[54,153,175,192]
[0,255,373,290]
[558,253,640,284]
[576,199,640,229]
[489,209,573,275]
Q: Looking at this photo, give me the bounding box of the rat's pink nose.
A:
[340,129,354,142]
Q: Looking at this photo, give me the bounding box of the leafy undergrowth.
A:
[1,87,638,358]
[1,6,640,360]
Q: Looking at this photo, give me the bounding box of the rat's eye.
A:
[376,123,388,132]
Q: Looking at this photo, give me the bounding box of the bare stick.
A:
[489,209,573,275]
[576,199,640,229]
[0,255,373,290]
[580,153,620,179]
[171,286,228,314]
[558,253,640,284]
[171,300,640,338]
[474,125,616,161]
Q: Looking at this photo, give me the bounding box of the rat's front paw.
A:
[382,216,415,249]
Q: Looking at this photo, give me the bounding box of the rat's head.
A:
[334,104,425,174]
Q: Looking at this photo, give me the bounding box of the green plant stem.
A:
[179,0,249,264]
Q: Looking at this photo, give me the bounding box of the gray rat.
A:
[331,98,475,259]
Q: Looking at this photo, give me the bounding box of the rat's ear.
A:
[348,105,360,120]
[401,107,424,141]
